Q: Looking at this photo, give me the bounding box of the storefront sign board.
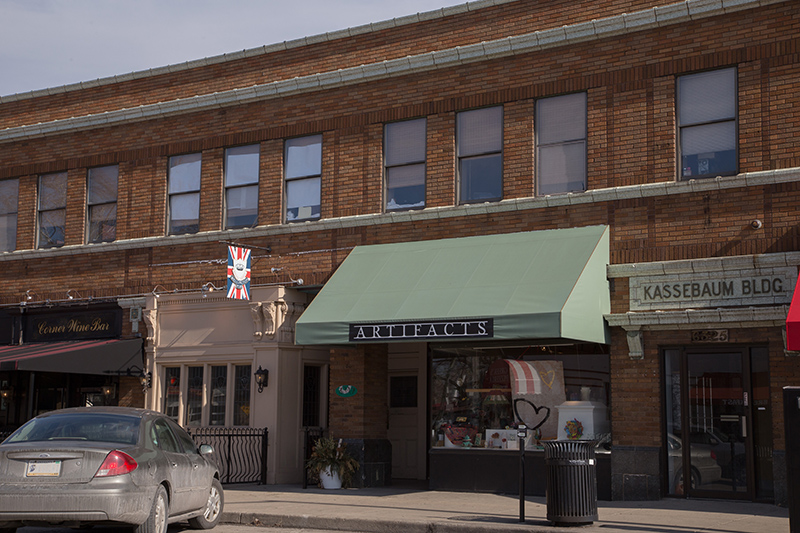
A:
[26,310,121,342]
[349,319,493,342]
[629,267,795,311]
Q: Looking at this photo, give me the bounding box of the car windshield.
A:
[5,413,141,446]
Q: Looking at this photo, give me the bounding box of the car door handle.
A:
[171,462,178,468]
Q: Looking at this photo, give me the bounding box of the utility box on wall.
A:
[783,387,800,533]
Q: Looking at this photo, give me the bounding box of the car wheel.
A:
[189,478,224,530]
[675,468,700,493]
[133,485,169,533]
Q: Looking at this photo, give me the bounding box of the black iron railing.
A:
[188,426,269,484]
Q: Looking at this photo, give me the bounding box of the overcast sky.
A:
[0,0,467,97]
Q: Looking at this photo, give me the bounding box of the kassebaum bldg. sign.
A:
[629,267,796,311]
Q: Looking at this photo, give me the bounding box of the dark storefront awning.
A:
[0,338,142,375]
[296,225,610,345]
[787,271,800,351]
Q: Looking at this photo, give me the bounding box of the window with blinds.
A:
[457,106,503,204]
[385,118,426,211]
[536,92,587,196]
[678,68,737,179]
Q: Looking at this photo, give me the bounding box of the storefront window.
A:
[209,366,227,426]
[185,366,203,427]
[430,344,610,450]
[160,363,252,427]
[164,367,180,422]
[233,364,251,426]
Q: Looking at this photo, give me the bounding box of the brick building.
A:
[0,0,798,505]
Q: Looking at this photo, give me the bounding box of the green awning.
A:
[295,225,610,345]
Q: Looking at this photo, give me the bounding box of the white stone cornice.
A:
[605,305,789,329]
[0,0,784,143]
[1,166,798,263]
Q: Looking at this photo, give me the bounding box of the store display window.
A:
[430,344,610,450]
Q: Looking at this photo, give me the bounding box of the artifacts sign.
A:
[629,267,796,311]
[349,319,493,342]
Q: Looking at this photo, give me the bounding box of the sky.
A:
[0,0,467,97]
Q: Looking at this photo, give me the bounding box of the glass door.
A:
[664,347,772,500]
[685,351,748,495]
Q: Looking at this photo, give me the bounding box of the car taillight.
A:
[94,450,138,477]
[710,451,717,460]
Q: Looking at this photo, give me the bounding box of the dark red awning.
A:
[0,339,142,375]
[787,272,800,351]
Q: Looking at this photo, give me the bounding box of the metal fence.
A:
[188,426,269,485]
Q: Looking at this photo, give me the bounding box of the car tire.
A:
[133,485,169,533]
[189,478,224,530]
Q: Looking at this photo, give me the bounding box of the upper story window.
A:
[37,172,67,249]
[457,106,503,204]
[0,179,18,252]
[536,92,587,195]
[224,145,259,229]
[168,153,201,235]
[87,165,118,243]
[678,68,737,179]
[285,135,322,222]
[385,118,426,211]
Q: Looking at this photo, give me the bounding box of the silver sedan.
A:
[0,406,223,533]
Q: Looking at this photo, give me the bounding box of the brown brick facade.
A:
[0,0,798,500]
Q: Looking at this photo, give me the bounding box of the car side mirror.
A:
[199,444,214,455]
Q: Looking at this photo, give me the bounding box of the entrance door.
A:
[664,347,773,501]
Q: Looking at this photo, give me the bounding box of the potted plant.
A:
[306,436,359,489]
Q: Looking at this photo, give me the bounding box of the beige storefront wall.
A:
[141,285,328,484]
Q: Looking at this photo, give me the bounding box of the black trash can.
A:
[542,440,598,526]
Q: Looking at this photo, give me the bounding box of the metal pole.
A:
[518,425,527,523]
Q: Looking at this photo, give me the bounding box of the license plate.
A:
[26,460,61,477]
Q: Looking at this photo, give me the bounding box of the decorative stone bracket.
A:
[625,328,643,360]
[250,300,303,341]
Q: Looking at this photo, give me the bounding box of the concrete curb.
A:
[220,511,567,533]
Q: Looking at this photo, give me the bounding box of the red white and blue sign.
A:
[227,246,251,300]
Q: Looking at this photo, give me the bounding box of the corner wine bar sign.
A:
[26,310,121,342]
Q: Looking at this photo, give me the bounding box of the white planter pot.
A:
[319,467,342,489]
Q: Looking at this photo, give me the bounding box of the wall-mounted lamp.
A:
[0,387,13,400]
[201,282,223,298]
[139,371,152,391]
[751,219,763,230]
[254,366,269,393]
[66,289,82,300]
[152,285,167,298]
[25,290,38,301]
[102,383,116,398]
[270,267,304,286]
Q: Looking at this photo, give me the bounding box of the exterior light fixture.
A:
[151,285,167,298]
[254,366,269,393]
[139,371,152,391]
[66,289,81,300]
[0,387,13,400]
[25,290,38,301]
[270,267,304,286]
[102,383,116,398]
[201,282,222,298]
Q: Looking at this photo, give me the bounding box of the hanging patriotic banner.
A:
[227,246,251,300]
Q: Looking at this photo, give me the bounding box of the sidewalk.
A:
[220,482,789,533]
